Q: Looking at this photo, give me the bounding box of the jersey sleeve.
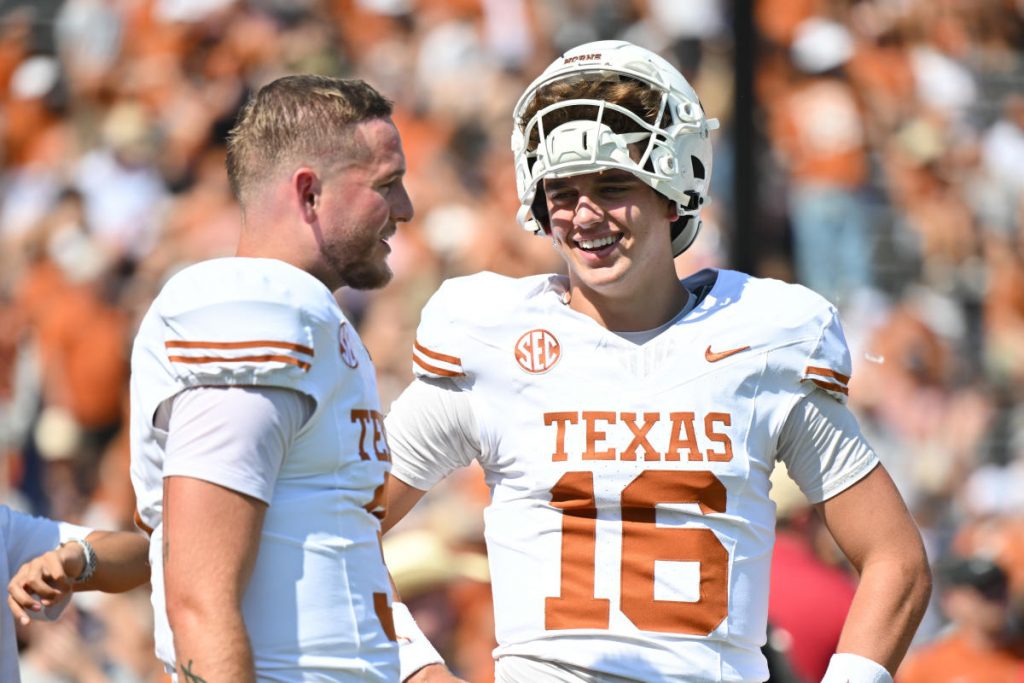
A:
[385,377,481,491]
[757,283,868,499]
[409,271,543,385]
[799,307,853,403]
[154,263,333,399]
[776,390,879,503]
[162,299,316,391]
[410,278,471,384]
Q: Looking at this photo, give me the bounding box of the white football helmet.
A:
[511,40,718,256]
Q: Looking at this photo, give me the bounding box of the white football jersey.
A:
[389,268,878,683]
[130,257,397,681]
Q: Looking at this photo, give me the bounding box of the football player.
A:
[382,41,931,683]
[130,75,459,682]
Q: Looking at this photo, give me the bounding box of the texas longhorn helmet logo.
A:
[515,329,561,374]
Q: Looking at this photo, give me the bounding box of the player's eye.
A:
[547,190,576,204]
[377,176,403,194]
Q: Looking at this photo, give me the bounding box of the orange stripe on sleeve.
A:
[413,341,461,366]
[166,340,314,356]
[168,354,311,371]
[805,366,851,384]
[810,379,849,395]
[412,354,465,378]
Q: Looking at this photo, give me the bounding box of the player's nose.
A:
[391,182,414,223]
[573,194,604,229]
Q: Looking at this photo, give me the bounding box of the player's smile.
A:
[574,232,623,256]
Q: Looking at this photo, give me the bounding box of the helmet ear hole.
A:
[691,155,706,180]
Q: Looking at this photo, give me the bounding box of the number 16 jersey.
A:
[385,268,878,682]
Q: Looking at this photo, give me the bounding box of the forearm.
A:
[381,476,430,534]
[163,476,267,683]
[77,530,151,593]
[816,466,932,676]
[836,555,932,673]
[170,603,255,682]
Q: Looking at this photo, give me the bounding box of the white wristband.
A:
[392,601,444,681]
[821,653,892,683]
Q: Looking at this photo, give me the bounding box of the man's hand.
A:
[406,663,469,683]
[7,542,84,625]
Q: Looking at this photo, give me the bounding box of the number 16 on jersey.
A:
[545,469,730,636]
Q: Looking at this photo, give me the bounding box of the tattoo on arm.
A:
[180,659,207,683]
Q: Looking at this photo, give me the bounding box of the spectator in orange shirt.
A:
[897,556,1024,683]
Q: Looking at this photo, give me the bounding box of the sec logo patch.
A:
[515,329,560,374]
[339,322,360,368]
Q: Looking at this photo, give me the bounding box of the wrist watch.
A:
[60,538,98,584]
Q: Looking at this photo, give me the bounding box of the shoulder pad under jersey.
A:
[799,306,852,403]
[697,271,852,404]
[750,276,852,403]
[411,272,549,383]
[154,258,341,393]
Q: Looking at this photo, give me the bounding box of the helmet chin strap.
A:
[517,204,544,236]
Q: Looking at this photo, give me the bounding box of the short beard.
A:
[343,261,393,290]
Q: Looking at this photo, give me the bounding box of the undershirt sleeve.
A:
[385,377,481,491]
[160,386,314,504]
[777,389,880,504]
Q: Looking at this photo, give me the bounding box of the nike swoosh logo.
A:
[705,344,751,362]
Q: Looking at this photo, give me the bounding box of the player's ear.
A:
[293,168,321,223]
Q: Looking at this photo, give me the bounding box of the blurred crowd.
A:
[0,0,1022,681]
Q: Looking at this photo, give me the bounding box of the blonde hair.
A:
[226,75,393,204]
